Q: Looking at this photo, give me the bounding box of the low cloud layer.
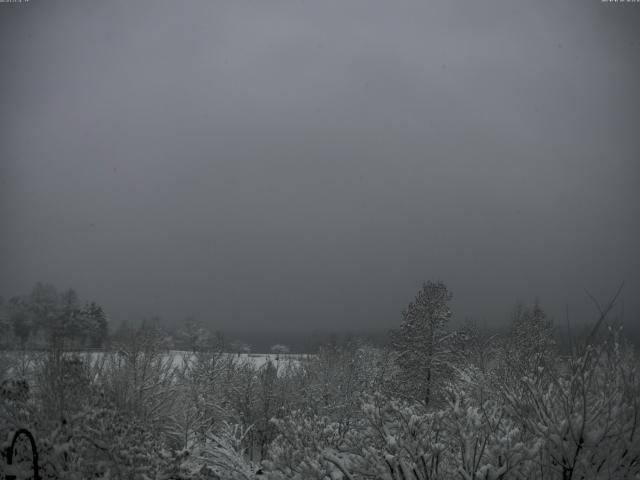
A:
[1,0,639,331]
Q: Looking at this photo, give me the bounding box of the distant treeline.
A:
[1,281,637,354]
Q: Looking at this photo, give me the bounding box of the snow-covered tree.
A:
[6,296,33,349]
[495,300,556,396]
[503,332,640,480]
[507,300,555,371]
[390,281,454,405]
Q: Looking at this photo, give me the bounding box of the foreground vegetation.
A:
[0,282,638,479]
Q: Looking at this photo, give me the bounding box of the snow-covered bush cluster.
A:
[1,281,639,479]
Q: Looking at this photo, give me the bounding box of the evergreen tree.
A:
[504,300,555,378]
[83,301,109,348]
[390,280,454,405]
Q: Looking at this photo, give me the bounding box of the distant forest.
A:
[1,281,638,479]
[1,281,637,353]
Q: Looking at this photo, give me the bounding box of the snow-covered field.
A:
[149,351,312,372]
[168,351,311,369]
[0,350,312,378]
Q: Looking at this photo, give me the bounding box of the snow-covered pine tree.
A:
[390,281,453,406]
[503,300,555,382]
[82,301,108,348]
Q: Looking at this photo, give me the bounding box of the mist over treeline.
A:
[2,281,637,353]
[2,0,639,336]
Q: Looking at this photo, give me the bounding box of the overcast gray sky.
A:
[1,0,639,332]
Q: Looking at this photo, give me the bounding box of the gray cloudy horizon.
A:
[1,0,639,332]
